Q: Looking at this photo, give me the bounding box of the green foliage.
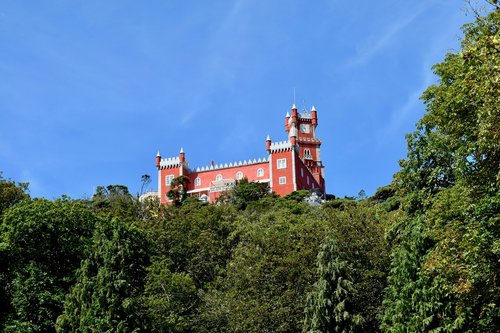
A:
[200,207,327,332]
[229,178,273,210]
[56,219,150,332]
[303,238,363,333]
[92,184,138,218]
[382,7,500,332]
[0,173,29,223]
[167,176,191,207]
[142,259,198,332]
[142,203,235,289]
[322,201,392,331]
[0,199,98,332]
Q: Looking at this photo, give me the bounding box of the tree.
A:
[91,184,137,218]
[229,178,272,210]
[167,176,191,206]
[56,219,150,332]
[303,238,363,333]
[140,174,152,196]
[0,172,29,222]
[141,259,198,332]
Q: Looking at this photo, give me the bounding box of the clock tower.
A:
[285,104,325,193]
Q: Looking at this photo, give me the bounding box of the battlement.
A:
[269,140,292,152]
[159,156,181,168]
[193,157,269,172]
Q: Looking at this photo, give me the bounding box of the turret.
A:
[289,125,298,146]
[285,112,290,132]
[156,151,161,168]
[179,147,185,163]
[291,104,298,124]
[311,106,318,127]
[266,134,272,152]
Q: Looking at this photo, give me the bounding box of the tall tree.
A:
[303,238,363,333]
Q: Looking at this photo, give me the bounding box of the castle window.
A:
[216,174,223,181]
[307,176,310,185]
[195,177,201,186]
[236,171,243,180]
[165,175,174,187]
[301,168,304,177]
[257,168,264,177]
[304,149,312,159]
[277,158,287,169]
[279,176,286,184]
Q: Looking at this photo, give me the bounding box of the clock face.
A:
[300,124,310,134]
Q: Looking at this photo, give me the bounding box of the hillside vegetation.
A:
[0,5,498,333]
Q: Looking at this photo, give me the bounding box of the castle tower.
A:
[284,104,325,194]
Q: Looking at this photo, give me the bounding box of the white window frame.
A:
[194,177,201,186]
[307,176,310,185]
[236,171,243,180]
[257,168,264,177]
[215,174,223,181]
[165,174,175,187]
[279,176,286,184]
[301,168,304,177]
[277,158,287,169]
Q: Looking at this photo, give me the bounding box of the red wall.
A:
[270,150,295,196]
[159,166,181,204]
[186,162,269,193]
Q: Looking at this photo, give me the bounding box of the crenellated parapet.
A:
[269,140,293,153]
[193,157,269,172]
[159,156,181,169]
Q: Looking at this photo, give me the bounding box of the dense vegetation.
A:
[0,5,498,332]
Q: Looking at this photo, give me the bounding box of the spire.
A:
[311,106,316,112]
[156,150,161,157]
[180,147,184,153]
[266,134,271,141]
[292,103,297,109]
[286,112,290,117]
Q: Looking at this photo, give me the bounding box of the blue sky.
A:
[0,1,474,199]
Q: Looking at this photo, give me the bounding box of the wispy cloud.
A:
[347,7,426,68]
[179,0,249,126]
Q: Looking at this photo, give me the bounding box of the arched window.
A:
[236,171,243,180]
[216,174,223,181]
[194,177,201,186]
[304,149,312,159]
[257,168,264,177]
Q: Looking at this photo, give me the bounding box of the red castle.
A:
[155,104,325,204]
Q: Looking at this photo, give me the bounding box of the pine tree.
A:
[303,238,363,333]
